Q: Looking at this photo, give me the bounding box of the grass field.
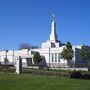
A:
[0,73,90,90]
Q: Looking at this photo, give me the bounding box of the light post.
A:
[48,47,50,70]
[58,53,61,69]
[6,50,8,60]
[13,50,14,65]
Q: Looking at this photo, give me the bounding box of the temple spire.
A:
[52,14,55,22]
[50,14,58,42]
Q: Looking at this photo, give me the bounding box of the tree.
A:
[4,50,9,65]
[61,42,74,67]
[4,58,9,65]
[80,45,90,64]
[18,43,38,50]
[33,52,41,64]
[61,42,74,60]
[3,58,9,71]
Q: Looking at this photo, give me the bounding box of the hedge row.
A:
[0,66,90,80]
[0,66,15,72]
[70,71,90,80]
[22,69,70,77]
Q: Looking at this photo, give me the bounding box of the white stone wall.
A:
[0,49,30,65]
[0,45,85,68]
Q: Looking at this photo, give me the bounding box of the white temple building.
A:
[0,15,89,68]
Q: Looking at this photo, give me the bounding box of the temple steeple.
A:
[42,14,61,48]
[50,14,58,42]
[52,14,55,22]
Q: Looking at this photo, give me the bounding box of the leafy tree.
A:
[4,58,9,71]
[18,43,38,50]
[33,52,41,64]
[80,45,88,60]
[61,41,74,60]
[4,58,9,65]
[80,45,90,63]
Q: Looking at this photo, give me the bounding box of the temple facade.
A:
[0,15,88,68]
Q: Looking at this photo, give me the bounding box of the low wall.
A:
[50,67,88,71]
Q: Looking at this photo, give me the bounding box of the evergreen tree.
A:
[33,52,41,64]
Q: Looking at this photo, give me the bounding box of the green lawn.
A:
[0,73,90,90]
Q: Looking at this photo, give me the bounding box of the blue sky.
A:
[0,0,90,50]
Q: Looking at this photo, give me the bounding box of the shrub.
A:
[70,71,82,79]
[81,74,90,80]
